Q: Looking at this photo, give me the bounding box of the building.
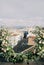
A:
[9,30,24,48]
[27,33,36,45]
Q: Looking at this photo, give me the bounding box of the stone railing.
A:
[21,45,35,54]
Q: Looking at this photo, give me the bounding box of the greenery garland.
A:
[0,26,44,64]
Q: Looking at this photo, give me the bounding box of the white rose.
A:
[2,33,4,36]
[43,34,44,38]
[42,42,44,44]
[2,40,5,44]
[39,40,41,44]
[39,46,41,50]
[4,49,6,52]
[6,36,8,40]
[2,48,6,52]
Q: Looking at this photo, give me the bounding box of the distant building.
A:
[9,31,23,48]
[27,33,36,45]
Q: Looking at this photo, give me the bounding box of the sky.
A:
[0,0,44,27]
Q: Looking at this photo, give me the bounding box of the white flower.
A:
[42,49,44,52]
[42,42,44,44]
[4,49,6,52]
[1,40,5,46]
[2,40,8,47]
[2,48,6,52]
[40,31,42,33]
[39,40,41,44]
[39,46,41,50]
[43,34,44,38]
[2,32,6,36]
[2,33,4,36]
[6,36,8,40]
[2,40,5,44]
[34,49,36,54]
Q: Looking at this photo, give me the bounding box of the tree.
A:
[33,26,44,59]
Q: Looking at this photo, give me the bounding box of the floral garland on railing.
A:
[0,26,44,64]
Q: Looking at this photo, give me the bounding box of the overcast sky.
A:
[0,0,44,27]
